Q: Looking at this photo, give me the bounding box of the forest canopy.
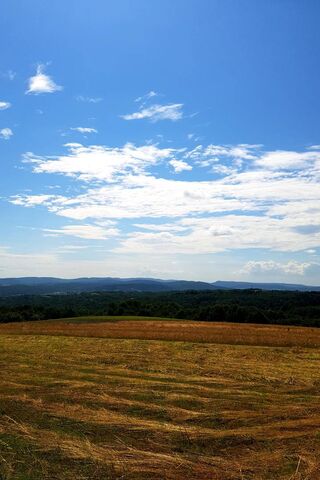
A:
[0,289,319,327]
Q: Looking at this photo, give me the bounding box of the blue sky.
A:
[0,0,320,283]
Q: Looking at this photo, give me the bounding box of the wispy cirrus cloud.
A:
[70,127,98,134]
[10,143,320,260]
[185,144,260,167]
[121,103,184,122]
[0,101,11,110]
[0,128,13,140]
[75,95,102,103]
[26,64,63,95]
[43,224,119,240]
[11,194,62,207]
[134,90,159,103]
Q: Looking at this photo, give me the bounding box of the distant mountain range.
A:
[0,277,319,296]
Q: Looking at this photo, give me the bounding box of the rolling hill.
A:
[0,277,319,296]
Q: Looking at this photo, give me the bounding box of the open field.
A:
[2,316,320,347]
[1,317,320,479]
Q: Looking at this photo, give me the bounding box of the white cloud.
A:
[13,146,320,231]
[26,64,63,95]
[10,194,62,207]
[113,214,320,255]
[254,150,320,170]
[10,143,320,263]
[23,143,176,182]
[169,159,192,173]
[0,101,11,110]
[0,128,13,140]
[15,175,255,221]
[121,103,183,122]
[71,127,98,134]
[43,224,119,240]
[0,241,318,282]
[135,91,159,103]
[241,260,311,276]
[212,164,237,175]
[185,144,260,168]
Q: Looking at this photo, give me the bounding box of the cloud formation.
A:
[0,101,11,110]
[0,128,13,140]
[134,91,159,103]
[26,64,63,94]
[71,127,98,134]
[10,143,320,265]
[22,142,176,182]
[241,260,312,276]
[121,103,183,122]
[169,159,192,173]
[43,224,119,240]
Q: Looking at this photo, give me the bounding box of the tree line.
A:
[0,289,319,327]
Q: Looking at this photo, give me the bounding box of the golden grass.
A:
[1,316,320,347]
[0,317,320,479]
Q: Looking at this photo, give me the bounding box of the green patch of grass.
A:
[57,315,180,324]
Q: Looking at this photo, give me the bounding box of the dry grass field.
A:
[2,316,320,347]
[0,317,320,479]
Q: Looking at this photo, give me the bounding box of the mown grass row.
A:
[0,320,320,478]
[2,316,320,347]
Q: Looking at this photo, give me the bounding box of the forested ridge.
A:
[0,289,320,327]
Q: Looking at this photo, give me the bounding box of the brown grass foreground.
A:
[0,317,320,479]
[1,316,320,347]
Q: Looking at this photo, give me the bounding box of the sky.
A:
[0,0,320,284]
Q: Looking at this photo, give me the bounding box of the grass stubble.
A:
[0,316,320,479]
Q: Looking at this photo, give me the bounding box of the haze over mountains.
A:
[0,277,319,296]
